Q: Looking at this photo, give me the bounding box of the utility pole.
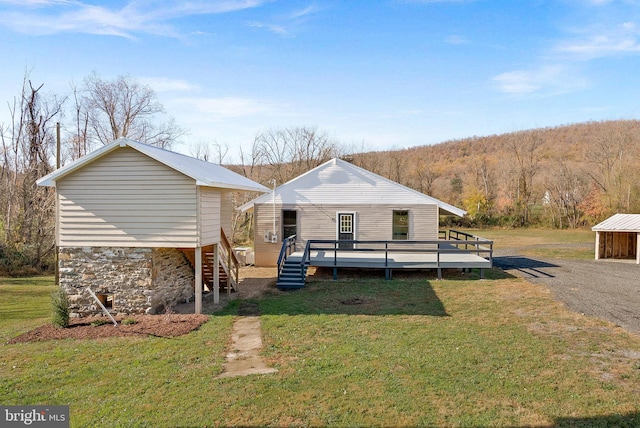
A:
[55,122,60,286]
[56,122,61,169]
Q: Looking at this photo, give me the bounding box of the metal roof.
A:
[239,158,466,217]
[37,138,269,193]
[592,213,640,232]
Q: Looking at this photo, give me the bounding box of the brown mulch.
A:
[7,267,278,345]
[7,314,210,344]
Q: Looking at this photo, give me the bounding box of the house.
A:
[592,213,640,264]
[37,138,268,316]
[239,158,466,267]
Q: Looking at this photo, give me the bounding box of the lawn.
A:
[463,227,595,260]
[2,229,640,427]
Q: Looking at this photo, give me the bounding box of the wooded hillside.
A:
[347,120,640,228]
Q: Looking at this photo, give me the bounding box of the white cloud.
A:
[445,34,467,45]
[0,0,268,37]
[247,21,288,35]
[179,96,283,119]
[494,65,588,96]
[140,77,200,92]
[555,21,640,59]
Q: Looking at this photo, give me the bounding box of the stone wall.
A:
[59,247,195,317]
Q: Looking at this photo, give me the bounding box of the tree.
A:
[0,73,64,273]
[82,73,184,149]
[246,127,341,185]
[584,121,640,213]
[505,130,544,225]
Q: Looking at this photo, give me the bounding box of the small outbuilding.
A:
[37,138,268,316]
[592,213,640,264]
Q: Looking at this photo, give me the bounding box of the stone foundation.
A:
[59,247,195,317]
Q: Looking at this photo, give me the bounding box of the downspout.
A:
[272,179,276,241]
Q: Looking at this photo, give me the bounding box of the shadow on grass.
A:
[219,269,450,317]
[553,411,640,427]
[493,256,560,278]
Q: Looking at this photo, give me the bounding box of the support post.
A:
[594,231,600,261]
[214,243,220,303]
[333,267,338,281]
[195,247,202,314]
[636,233,640,264]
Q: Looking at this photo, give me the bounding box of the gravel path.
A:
[494,245,640,335]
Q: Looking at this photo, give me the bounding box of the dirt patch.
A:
[7,314,210,344]
[340,297,373,306]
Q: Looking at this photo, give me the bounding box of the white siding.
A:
[57,147,198,247]
[220,190,234,240]
[253,203,281,266]
[253,202,439,266]
[200,187,221,245]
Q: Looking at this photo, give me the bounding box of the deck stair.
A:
[276,255,307,289]
[276,235,307,290]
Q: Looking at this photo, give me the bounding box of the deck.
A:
[276,230,494,287]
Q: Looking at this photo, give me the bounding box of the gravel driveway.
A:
[493,246,640,335]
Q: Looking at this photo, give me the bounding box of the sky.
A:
[1,0,640,162]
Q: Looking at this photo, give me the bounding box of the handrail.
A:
[220,228,239,267]
[276,234,297,279]
[220,228,240,294]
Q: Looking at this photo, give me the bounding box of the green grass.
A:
[0,276,56,343]
[462,227,595,259]
[2,259,640,427]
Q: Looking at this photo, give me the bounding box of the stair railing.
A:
[277,234,297,280]
[220,228,240,295]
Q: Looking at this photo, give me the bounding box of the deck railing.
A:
[302,229,493,279]
[445,229,494,260]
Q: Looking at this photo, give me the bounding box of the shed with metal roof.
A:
[592,213,640,264]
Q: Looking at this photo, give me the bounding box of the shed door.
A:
[337,213,355,249]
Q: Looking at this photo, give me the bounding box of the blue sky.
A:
[1,0,640,161]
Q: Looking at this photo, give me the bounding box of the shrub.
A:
[90,319,108,327]
[51,287,70,328]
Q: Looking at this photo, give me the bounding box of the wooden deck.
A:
[288,246,491,270]
[276,231,494,286]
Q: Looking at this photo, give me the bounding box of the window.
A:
[392,210,409,240]
[282,210,297,240]
[97,293,114,309]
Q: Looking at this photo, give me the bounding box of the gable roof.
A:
[37,138,269,193]
[239,158,465,217]
[592,213,640,232]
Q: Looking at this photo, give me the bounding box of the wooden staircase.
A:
[181,228,240,295]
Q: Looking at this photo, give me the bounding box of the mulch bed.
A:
[7,314,210,344]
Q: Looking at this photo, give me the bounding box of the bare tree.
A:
[0,73,64,273]
[248,127,340,184]
[543,162,586,228]
[82,73,184,149]
[584,121,640,212]
[505,130,544,225]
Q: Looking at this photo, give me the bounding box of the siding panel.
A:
[57,147,198,247]
[253,202,439,266]
[200,187,221,245]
